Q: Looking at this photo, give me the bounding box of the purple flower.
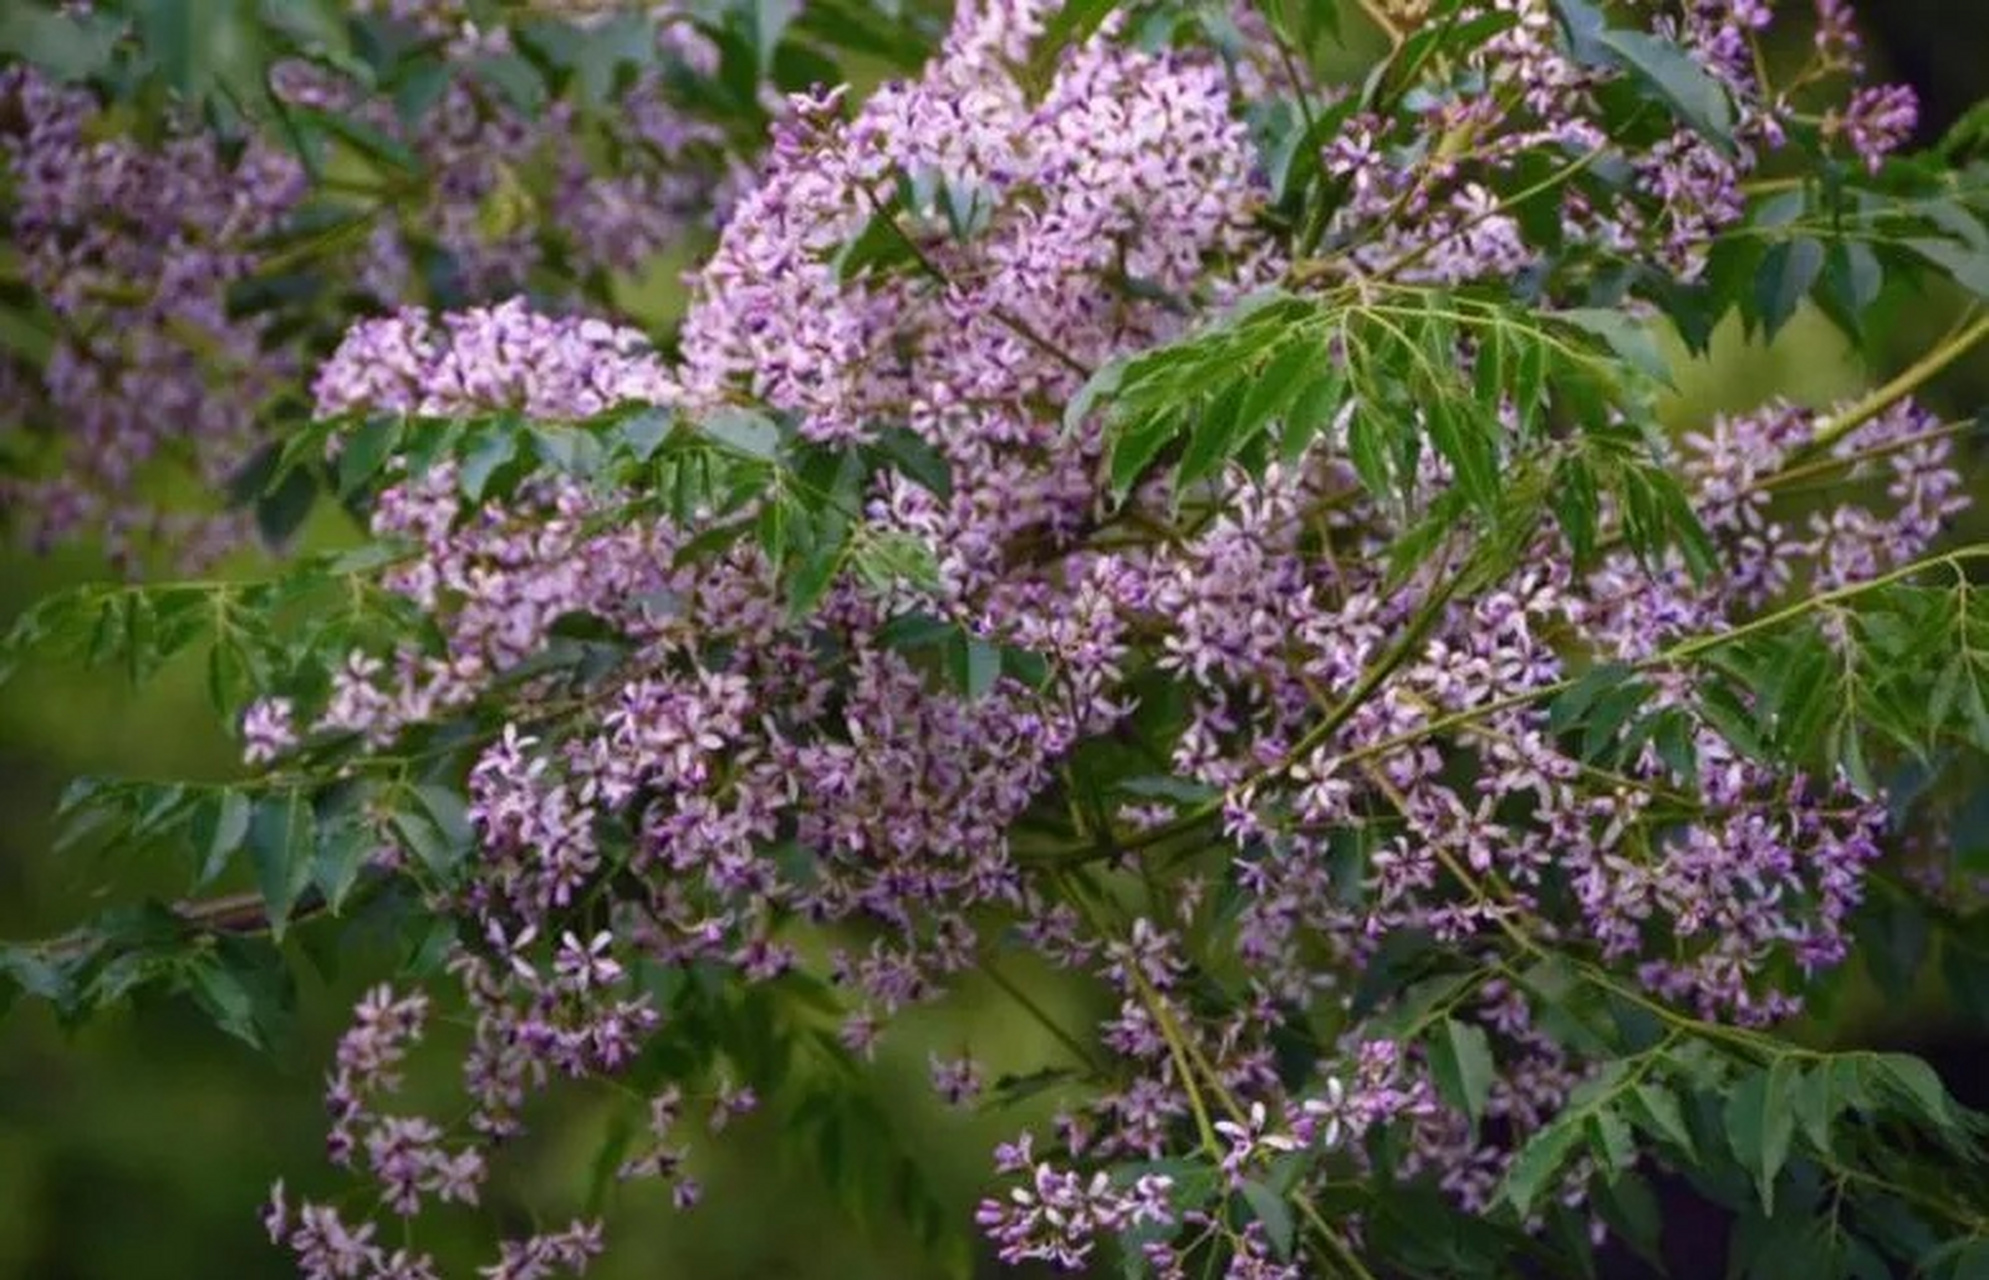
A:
[930,1053,987,1107]
[1830,84,1919,172]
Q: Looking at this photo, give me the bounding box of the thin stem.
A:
[1338,144,1610,286]
[1759,419,1974,495]
[860,185,1091,378]
[1144,973,1225,1157]
[1341,543,1989,768]
[1028,549,1466,865]
[1065,875,1376,1280]
[13,873,376,959]
[1351,0,1403,46]
[1809,312,1989,452]
[1291,1199,1382,1280]
[1260,4,1320,141]
[980,958,1106,1075]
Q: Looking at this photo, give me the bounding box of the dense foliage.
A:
[8,0,1989,1276]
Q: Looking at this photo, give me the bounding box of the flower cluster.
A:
[272,6,738,299]
[1,4,750,567]
[238,301,687,750]
[314,299,683,421]
[977,1140,1176,1271]
[0,65,305,569]
[221,1,1962,1276]
[1309,0,1922,286]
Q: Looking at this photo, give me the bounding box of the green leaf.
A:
[185,936,293,1051]
[248,791,316,939]
[1427,1018,1497,1131]
[260,0,352,57]
[190,788,253,890]
[0,7,121,80]
[413,783,473,850]
[1424,397,1499,511]
[1238,1181,1295,1260]
[1556,309,1673,386]
[386,784,474,884]
[835,207,921,282]
[312,812,371,913]
[784,525,849,619]
[457,422,521,501]
[1279,371,1346,465]
[1725,1064,1796,1212]
[186,952,264,1048]
[1940,100,1989,162]
[295,106,422,176]
[1698,681,1767,759]
[1792,1064,1840,1161]
[1064,357,1126,437]
[1108,409,1185,502]
[1906,237,1989,300]
[136,0,267,107]
[1866,1053,1969,1148]
[389,810,454,881]
[255,464,318,548]
[1756,238,1825,339]
[960,636,1002,701]
[700,408,782,460]
[1176,381,1249,489]
[1344,404,1393,502]
[1501,1112,1586,1216]
[1594,28,1736,151]
[1595,1170,1664,1271]
[1586,1108,1636,1177]
[471,52,548,115]
[1237,341,1318,441]
[871,427,952,499]
[1026,0,1119,88]
[1626,1082,1695,1158]
[521,11,655,106]
[1,945,72,1010]
[852,530,942,594]
[1824,241,1885,326]
[1549,662,1636,736]
[335,416,405,496]
[1582,682,1652,764]
[618,408,673,461]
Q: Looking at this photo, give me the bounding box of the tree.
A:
[8,0,1989,1276]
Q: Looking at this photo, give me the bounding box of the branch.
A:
[1809,312,1989,453]
[12,876,365,963]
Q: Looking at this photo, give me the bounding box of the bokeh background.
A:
[4,5,1989,1277]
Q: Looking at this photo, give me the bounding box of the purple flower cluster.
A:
[314,299,682,420]
[268,986,504,1280]
[0,66,305,568]
[1828,83,1921,173]
[273,5,737,299]
[976,1153,1175,1270]
[245,302,689,755]
[238,0,1959,1274]
[2,5,750,566]
[1308,0,1922,285]
[679,0,1266,455]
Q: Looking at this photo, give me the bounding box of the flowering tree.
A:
[8,0,1989,1276]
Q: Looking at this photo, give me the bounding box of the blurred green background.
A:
[6,6,1989,1278]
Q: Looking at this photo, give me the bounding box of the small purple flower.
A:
[1829,84,1919,172]
[241,698,298,766]
[929,1053,987,1107]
